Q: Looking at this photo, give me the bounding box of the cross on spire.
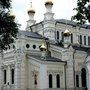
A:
[30,2,32,8]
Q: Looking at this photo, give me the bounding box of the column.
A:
[0,54,3,90]
[14,62,21,90]
[53,74,56,88]
[7,65,11,89]
[0,65,3,90]
[7,65,11,85]
[14,50,27,90]
[87,65,90,90]
[79,73,81,87]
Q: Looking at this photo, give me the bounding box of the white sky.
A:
[12,0,77,30]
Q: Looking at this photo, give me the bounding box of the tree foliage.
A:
[0,0,18,50]
[0,0,11,9]
[72,0,90,25]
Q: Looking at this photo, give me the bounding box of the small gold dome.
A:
[40,44,46,51]
[45,0,53,6]
[28,9,35,14]
[63,29,71,36]
[27,2,35,14]
[9,10,15,19]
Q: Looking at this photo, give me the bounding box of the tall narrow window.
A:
[61,32,64,42]
[71,34,73,43]
[81,68,87,87]
[76,75,79,87]
[88,37,90,46]
[49,74,53,88]
[11,69,14,84]
[57,31,59,40]
[4,70,6,84]
[80,35,82,44]
[84,36,86,45]
[56,74,60,88]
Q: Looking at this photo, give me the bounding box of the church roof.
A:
[56,19,90,29]
[19,30,47,39]
[29,55,66,63]
[72,45,90,52]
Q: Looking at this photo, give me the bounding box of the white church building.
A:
[0,0,90,90]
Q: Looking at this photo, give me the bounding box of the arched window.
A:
[84,36,86,45]
[11,69,14,84]
[80,35,82,44]
[57,31,59,40]
[81,68,87,87]
[49,74,53,88]
[4,70,7,84]
[61,32,64,42]
[88,36,90,46]
[76,75,79,87]
[71,34,73,43]
[56,74,60,88]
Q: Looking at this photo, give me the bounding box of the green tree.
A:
[72,0,90,25]
[0,0,18,50]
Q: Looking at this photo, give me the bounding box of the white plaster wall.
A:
[39,64,48,89]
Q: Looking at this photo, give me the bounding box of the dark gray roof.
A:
[19,30,47,39]
[72,45,90,52]
[28,54,66,63]
[56,19,90,29]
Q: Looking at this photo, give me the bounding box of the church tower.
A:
[26,2,36,31]
[44,0,54,20]
[43,0,56,42]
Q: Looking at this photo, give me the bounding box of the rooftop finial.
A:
[27,2,35,14]
[64,19,71,36]
[30,2,32,8]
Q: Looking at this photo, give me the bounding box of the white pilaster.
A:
[14,50,27,90]
[7,66,11,85]
[53,74,56,88]
[87,64,90,90]
[39,65,48,89]
[0,54,3,90]
[14,62,21,89]
[79,73,81,87]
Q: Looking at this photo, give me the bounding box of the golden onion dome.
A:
[40,44,46,51]
[9,10,15,19]
[45,0,53,6]
[27,2,35,14]
[27,9,35,14]
[63,29,71,36]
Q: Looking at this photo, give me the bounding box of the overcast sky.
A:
[12,0,77,30]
